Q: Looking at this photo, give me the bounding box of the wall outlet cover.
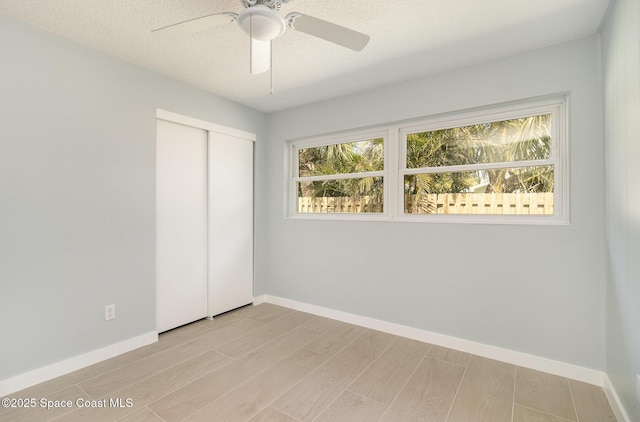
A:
[105,304,115,321]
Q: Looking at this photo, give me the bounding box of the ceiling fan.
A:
[152,0,370,78]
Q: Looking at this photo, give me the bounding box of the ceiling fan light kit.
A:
[153,0,370,89]
[238,5,286,41]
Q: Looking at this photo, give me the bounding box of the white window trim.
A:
[289,129,390,221]
[287,94,569,225]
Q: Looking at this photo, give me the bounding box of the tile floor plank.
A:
[247,305,295,324]
[300,315,340,333]
[214,311,310,358]
[194,305,257,329]
[445,356,515,422]
[105,350,230,401]
[515,367,576,421]
[79,317,265,398]
[427,344,471,366]
[303,322,366,356]
[272,330,395,422]
[248,406,299,422]
[115,407,164,421]
[380,356,465,422]
[183,348,328,422]
[348,337,430,405]
[79,342,207,399]
[148,326,320,422]
[569,379,617,422]
[513,404,575,422]
[315,390,388,422]
[176,317,267,355]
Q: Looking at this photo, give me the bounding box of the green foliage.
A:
[297,116,554,216]
[298,138,384,198]
[405,130,477,195]
[406,114,553,195]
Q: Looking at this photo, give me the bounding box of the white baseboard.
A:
[0,331,158,397]
[257,294,605,387]
[604,374,632,422]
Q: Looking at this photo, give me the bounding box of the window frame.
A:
[287,95,569,225]
[289,129,390,220]
[397,96,568,224]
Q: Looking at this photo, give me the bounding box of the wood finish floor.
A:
[1,303,618,422]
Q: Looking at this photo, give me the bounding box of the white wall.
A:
[257,36,605,370]
[602,0,640,419]
[0,13,265,382]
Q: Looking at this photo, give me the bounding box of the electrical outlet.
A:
[636,374,640,403]
[104,304,115,321]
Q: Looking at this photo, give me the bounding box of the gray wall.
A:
[256,36,605,370]
[0,13,266,380]
[602,0,640,419]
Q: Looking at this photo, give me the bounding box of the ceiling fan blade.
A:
[152,13,236,38]
[251,38,271,74]
[287,13,370,51]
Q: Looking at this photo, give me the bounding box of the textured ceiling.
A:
[0,0,610,112]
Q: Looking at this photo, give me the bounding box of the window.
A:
[292,132,386,216]
[402,113,559,218]
[288,95,568,224]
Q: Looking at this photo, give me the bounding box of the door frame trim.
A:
[157,109,256,143]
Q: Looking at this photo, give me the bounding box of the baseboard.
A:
[603,374,632,422]
[259,294,605,387]
[0,331,158,397]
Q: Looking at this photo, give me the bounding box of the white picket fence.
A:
[298,192,554,215]
[298,196,383,213]
[405,192,554,215]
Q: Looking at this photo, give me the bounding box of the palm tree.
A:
[405,115,553,213]
[297,139,384,212]
[478,114,553,193]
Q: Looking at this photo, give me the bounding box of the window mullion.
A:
[402,159,556,175]
[294,170,385,183]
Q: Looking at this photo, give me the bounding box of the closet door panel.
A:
[208,133,254,316]
[156,119,208,332]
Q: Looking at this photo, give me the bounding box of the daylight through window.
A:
[402,114,555,216]
[295,136,385,214]
[289,96,567,224]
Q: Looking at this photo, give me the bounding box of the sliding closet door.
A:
[156,119,208,333]
[208,133,254,317]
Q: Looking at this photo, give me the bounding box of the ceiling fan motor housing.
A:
[237,5,286,41]
[241,0,293,11]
